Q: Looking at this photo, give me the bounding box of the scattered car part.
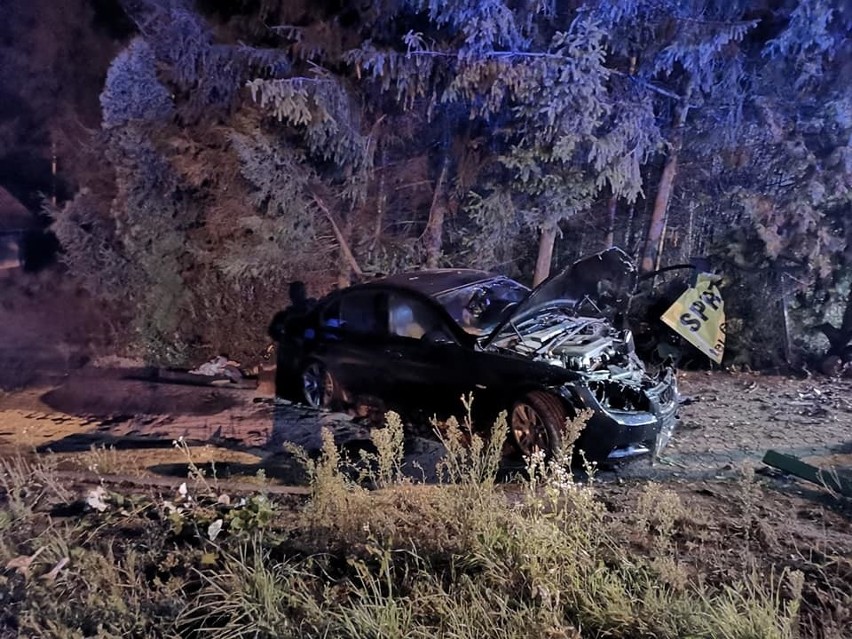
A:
[762,449,852,497]
[660,272,726,363]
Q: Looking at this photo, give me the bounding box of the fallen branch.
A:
[312,194,364,278]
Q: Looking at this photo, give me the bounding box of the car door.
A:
[383,292,478,413]
[311,289,394,398]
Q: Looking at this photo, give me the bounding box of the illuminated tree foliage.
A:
[13,0,845,365]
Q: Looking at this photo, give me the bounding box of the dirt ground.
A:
[1,270,851,636]
[1,268,850,487]
[1,363,849,481]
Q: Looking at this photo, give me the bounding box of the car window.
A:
[319,299,341,327]
[335,291,386,336]
[435,277,529,336]
[388,293,451,341]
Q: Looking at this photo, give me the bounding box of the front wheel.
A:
[300,361,337,409]
[510,391,569,458]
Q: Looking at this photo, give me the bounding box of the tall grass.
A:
[0,411,806,639]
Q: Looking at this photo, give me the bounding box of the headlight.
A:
[588,380,650,412]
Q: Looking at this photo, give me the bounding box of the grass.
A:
[0,408,841,639]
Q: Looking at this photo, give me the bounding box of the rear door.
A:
[312,289,393,397]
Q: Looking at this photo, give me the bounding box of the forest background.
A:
[1,0,849,368]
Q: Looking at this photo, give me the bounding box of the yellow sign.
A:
[661,274,726,363]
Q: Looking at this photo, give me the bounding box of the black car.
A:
[275,248,678,462]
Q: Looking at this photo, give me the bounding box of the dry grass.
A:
[0,409,832,639]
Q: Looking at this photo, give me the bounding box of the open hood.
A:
[484,247,637,343]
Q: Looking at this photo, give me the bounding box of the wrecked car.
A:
[275,248,679,462]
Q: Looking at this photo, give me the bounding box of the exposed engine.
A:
[488,308,649,392]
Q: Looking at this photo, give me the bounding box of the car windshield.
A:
[434,277,529,336]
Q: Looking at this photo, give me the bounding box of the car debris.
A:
[126,357,257,389]
[661,273,726,364]
[189,355,244,382]
[272,247,681,463]
[762,449,852,498]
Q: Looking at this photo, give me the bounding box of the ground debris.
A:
[4,547,45,576]
[762,449,852,498]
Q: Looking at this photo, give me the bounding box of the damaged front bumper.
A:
[559,368,679,462]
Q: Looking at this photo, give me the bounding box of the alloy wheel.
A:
[511,402,549,456]
[301,362,331,409]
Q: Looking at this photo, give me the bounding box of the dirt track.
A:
[618,370,852,481]
[1,364,849,487]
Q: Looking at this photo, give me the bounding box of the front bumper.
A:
[559,368,679,462]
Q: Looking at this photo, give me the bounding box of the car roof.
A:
[371,269,499,298]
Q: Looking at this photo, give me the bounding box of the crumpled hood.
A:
[484,247,637,345]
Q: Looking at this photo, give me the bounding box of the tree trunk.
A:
[624,204,635,252]
[370,146,387,251]
[312,194,363,283]
[684,202,695,261]
[654,204,670,272]
[424,153,450,268]
[337,217,353,288]
[533,224,558,286]
[604,194,617,248]
[640,88,693,274]
[641,150,680,274]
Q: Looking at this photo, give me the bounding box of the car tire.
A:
[510,391,569,458]
[300,360,337,409]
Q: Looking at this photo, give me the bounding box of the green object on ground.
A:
[762,449,852,497]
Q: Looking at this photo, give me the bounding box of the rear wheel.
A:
[300,361,337,409]
[510,391,569,458]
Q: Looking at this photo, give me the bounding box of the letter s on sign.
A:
[680,313,701,333]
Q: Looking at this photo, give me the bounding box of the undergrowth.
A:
[0,410,820,639]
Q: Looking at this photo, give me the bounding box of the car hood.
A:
[483,247,637,345]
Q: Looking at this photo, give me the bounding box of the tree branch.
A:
[403,49,695,104]
[311,194,363,278]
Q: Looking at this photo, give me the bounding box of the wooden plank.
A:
[52,470,311,496]
[762,449,852,497]
[126,368,258,389]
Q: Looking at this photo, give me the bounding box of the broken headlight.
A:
[587,380,650,412]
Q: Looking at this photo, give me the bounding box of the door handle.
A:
[384,350,404,360]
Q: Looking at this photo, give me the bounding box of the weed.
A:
[635,481,684,553]
[0,407,812,639]
[173,436,219,496]
[0,455,72,521]
[366,411,406,488]
[80,443,124,476]
[434,396,506,487]
[735,462,764,550]
[180,537,310,638]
